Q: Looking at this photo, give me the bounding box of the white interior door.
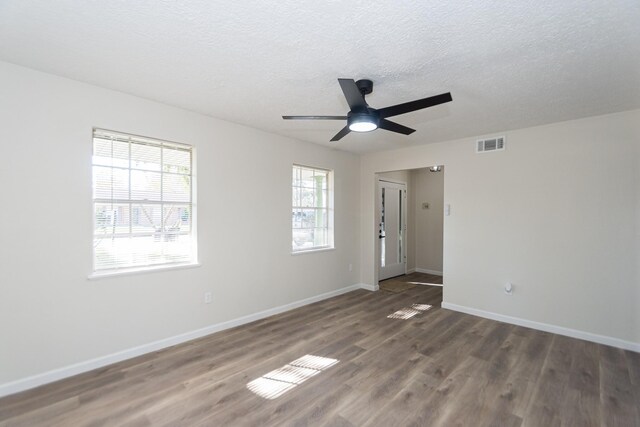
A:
[378,180,407,280]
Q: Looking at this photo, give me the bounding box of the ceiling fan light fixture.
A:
[348,112,378,132]
[349,121,377,132]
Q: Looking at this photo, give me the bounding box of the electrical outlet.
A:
[204,291,212,304]
[349,263,353,272]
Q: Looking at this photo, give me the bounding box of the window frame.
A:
[291,164,334,254]
[91,128,197,277]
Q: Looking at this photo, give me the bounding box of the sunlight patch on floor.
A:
[387,303,433,319]
[247,355,339,400]
[408,281,443,287]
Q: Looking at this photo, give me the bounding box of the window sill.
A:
[291,247,335,256]
[88,262,201,280]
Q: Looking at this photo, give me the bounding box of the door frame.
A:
[377,178,407,281]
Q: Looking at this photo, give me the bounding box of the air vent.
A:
[476,136,505,153]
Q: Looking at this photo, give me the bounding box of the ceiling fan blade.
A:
[378,119,416,135]
[330,126,351,142]
[282,115,347,120]
[338,78,368,111]
[378,92,452,119]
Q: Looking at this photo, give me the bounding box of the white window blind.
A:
[92,129,196,272]
[292,165,333,252]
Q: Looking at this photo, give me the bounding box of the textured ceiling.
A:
[1,0,639,153]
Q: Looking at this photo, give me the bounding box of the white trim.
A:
[406,268,416,274]
[88,262,201,280]
[377,178,407,185]
[441,302,640,352]
[0,283,372,398]
[415,268,443,276]
[291,247,335,256]
[358,283,379,292]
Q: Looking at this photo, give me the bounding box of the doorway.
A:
[377,179,407,280]
[375,166,445,291]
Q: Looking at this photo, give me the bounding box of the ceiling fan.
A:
[283,78,452,141]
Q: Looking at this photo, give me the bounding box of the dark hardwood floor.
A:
[1,273,639,426]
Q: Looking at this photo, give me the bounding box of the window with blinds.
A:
[92,129,196,272]
[292,165,333,252]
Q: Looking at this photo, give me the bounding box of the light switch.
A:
[444,204,451,216]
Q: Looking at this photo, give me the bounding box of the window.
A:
[92,129,196,273]
[292,165,333,252]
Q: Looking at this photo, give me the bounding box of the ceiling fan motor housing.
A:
[355,79,373,95]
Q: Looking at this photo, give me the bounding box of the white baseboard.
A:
[441,302,640,353]
[358,283,379,292]
[415,268,443,276]
[0,283,371,398]
[406,268,415,274]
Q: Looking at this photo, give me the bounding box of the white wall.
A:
[412,168,444,273]
[361,110,640,347]
[0,61,361,388]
